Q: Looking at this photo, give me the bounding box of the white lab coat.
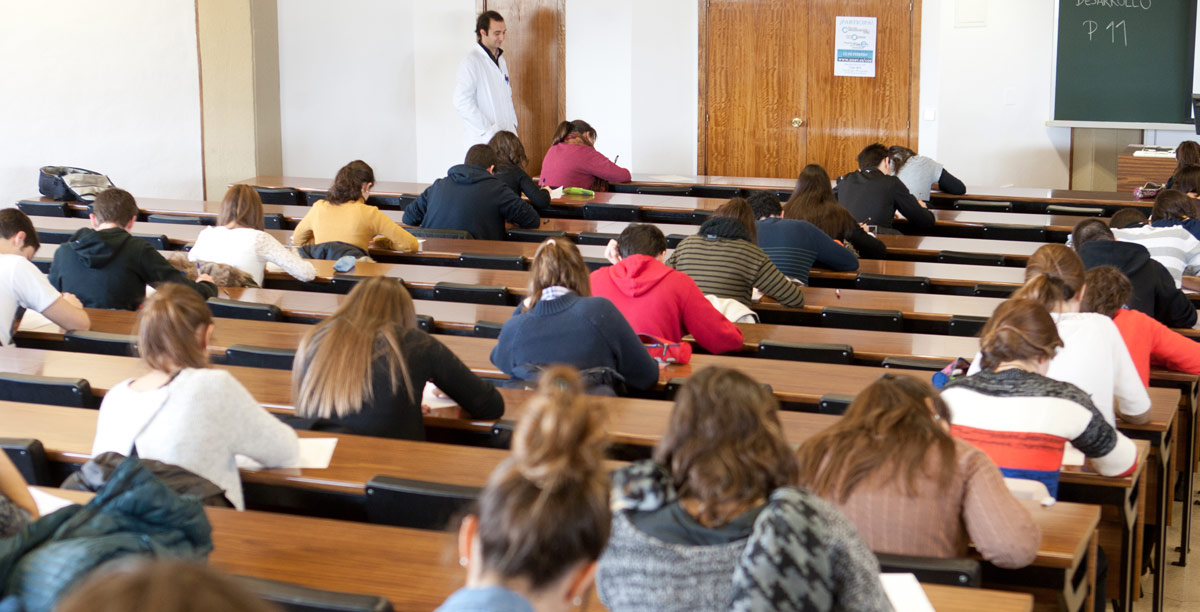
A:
[452,44,518,149]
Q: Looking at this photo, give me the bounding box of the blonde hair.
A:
[524,239,590,311]
[137,284,212,374]
[978,298,1064,371]
[1011,244,1085,312]
[292,276,417,418]
[218,185,266,231]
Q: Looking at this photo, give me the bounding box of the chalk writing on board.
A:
[1076,0,1151,8]
[1083,19,1128,45]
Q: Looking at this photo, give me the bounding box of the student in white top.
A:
[91,283,299,510]
[0,209,89,345]
[966,243,1150,426]
[453,10,517,148]
[188,185,316,287]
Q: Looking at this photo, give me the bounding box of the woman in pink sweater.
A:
[539,119,631,190]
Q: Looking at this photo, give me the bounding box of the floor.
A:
[1131,500,1200,611]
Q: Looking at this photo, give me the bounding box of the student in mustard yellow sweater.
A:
[292,160,419,255]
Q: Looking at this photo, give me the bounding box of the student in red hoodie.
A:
[1081,265,1200,385]
[591,224,743,354]
[539,119,631,191]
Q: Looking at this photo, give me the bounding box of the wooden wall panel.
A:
[483,0,564,175]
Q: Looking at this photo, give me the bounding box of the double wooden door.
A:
[700,0,920,179]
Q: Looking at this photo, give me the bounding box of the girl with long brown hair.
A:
[965,243,1150,425]
[783,164,887,258]
[91,284,299,510]
[1149,186,1200,241]
[438,367,610,612]
[293,276,502,440]
[596,366,890,611]
[291,160,419,255]
[1166,141,1200,190]
[797,374,1039,569]
[490,238,658,393]
[538,119,631,190]
[488,130,551,212]
[188,184,316,286]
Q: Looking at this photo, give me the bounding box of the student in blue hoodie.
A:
[49,188,217,310]
[403,144,541,240]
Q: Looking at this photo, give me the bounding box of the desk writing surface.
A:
[879,235,1044,258]
[928,186,1149,208]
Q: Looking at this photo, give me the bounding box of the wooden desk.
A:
[927,187,1152,215]
[1117,145,1176,194]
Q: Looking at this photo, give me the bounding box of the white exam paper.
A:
[879,573,935,612]
[27,486,77,515]
[237,438,338,470]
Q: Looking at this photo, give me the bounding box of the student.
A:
[489,130,552,213]
[438,367,610,612]
[57,559,280,612]
[1149,186,1200,244]
[750,190,860,284]
[188,185,316,287]
[0,209,89,345]
[1108,202,1200,289]
[403,144,541,240]
[666,198,805,308]
[1071,218,1196,328]
[293,276,503,440]
[834,143,935,232]
[945,299,1139,497]
[784,164,887,259]
[538,120,631,190]
[292,160,419,256]
[1165,140,1200,189]
[0,451,37,538]
[889,145,966,202]
[1082,266,1200,386]
[596,366,891,612]
[967,244,1149,425]
[491,239,658,393]
[591,224,743,354]
[49,188,217,310]
[797,374,1040,569]
[91,284,300,510]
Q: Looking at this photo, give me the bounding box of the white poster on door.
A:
[834,16,877,78]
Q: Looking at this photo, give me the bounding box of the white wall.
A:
[0,0,204,205]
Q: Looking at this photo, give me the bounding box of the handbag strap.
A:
[128,369,183,458]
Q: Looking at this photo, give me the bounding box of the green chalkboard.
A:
[1054,0,1196,124]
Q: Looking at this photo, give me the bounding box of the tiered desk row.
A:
[6,174,1190,612]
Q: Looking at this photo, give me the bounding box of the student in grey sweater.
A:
[596,367,891,612]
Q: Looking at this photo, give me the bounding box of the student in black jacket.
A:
[1073,218,1197,329]
[834,143,935,232]
[402,144,541,240]
[49,188,217,310]
[489,130,552,214]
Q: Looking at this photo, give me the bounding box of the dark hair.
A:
[1176,141,1200,171]
[1081,266,1132,319]
[783,164,856,240]
[525,239,590,311]
[797,374,956,503]
[712,197,757,243]
[465,144,498,169]
[1173,165,1200,195]
[1151,189,1197,222]
[1071,218,1113,252]
[218,185,265,231]
[978,298,1063,370]
[475,10,503,40]
[476,366,610,589]
[0,209,39,251]
[656,366,797,526]
[326,160,374,205]
[857,143,889,170]
[888,145,916,173]
[488,131,528,168]
[56,559,280,612]
[617,223,667,258]
[92,188,139,226]
[1108,207,1148,229]
[550,120,597,147]
[1012,244,1085,311]
[747,191,782,219]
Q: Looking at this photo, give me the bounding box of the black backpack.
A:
[38,166,115,202]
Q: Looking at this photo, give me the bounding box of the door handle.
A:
[791,118,804,127]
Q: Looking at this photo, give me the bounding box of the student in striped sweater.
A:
[666,198,805,308]
[943,299,1139,498]
[1108,202,1200,289]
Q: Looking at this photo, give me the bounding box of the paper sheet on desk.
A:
[880,573,935,612]
[237,438,338,470]
[16,308,56,333]
[422,381,459,410]
[27,486,77,515]
[1062,444,1085,467]
[649,175,695,182]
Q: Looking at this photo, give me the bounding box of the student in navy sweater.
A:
[748,191,859,284]
[403,144,540,240]
[491,238,659,394]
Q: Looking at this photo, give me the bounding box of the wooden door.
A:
[702,0,808,178]
[484,0,564,175]
[805,0,917,178]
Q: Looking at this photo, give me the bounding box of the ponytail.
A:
[550,119,597,147]
[1010,273,1076,311]
[1016,244,1085,312]
[978,299,1063,371]
[137,284,213,374]
[476,366,610,589]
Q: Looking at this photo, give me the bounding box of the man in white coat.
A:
[453,11,518,149]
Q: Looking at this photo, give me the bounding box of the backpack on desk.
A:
[38,166,115,202]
